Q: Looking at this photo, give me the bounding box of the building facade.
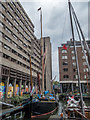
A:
[0,1,42,99]
[58,40,90,93]
[42,37,52,92]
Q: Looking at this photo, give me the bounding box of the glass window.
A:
[63,75,69,78]
[0,21,4,27]
[82,56,85,59]
[0,41,2,46]
[13,34,18,40]
[8,3,13,12]
[72,56,75,60]
[3,44,10,51]
[62,56,68,59]
[14,19,18,26]
[84,75,86,79]
[13,26,18,33]
[83,68,88,72]
[5,35,11,42]
[83,62,87,65]
[63,68,68,72]
[7,11,13,19]
[72,62,76,66]
[6,27,12,34]
[1,4,6,11]
[76,75,78,79]
[0,12,5,19]
[6,19,12,27]
[71,51,74,54]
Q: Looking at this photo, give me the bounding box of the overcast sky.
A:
[20,0,89,81]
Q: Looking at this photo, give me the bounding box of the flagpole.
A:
[38,7,44,92]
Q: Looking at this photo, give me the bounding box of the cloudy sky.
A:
[20,0,89,81]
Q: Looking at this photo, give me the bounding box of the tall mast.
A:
[68,0,84,115]
[38,7,44,92]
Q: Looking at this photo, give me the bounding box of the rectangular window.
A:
[0,21,4,27]
[14,19,18,26]
[72,62,76,66]
[8,3,13,12]
[62,56,68,59]
[5,35,11,43]
[63,75,69,78]
[63,68,68,72]
[7,11,13,19]
[6,19,12,27]
[0,12,5,19]
[71,51,75,54]
[84,75,87,79]
[72,56,75,60]
[12,41,17,47]
[83,62,87,65]
[63,62,68,65]
[3,44,10,51]
[6,27,12,34]
[13,34,18,40]
[1,4,6,11]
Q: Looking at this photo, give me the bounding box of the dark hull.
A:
[31,101,58,119]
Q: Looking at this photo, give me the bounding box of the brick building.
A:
[58,40,90,93]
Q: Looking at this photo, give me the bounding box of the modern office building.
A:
[58,39,90,93]
[0,1,42,99]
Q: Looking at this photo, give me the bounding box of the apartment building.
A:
[0,1,42,99]
[58,40,90,93]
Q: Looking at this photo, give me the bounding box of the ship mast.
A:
[38,7,44,92]
[68,0,85,115]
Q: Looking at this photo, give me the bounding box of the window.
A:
[76,75,78,79]
[72,56,75,60]
[0,31,3,37]
[62,56,67,59]
[12,41,17,47]
[63,68,68,72]
[7,11,13,19]
[84,75,87,79]
[14,19,18,26]
[5,35,11,43]
[83,68,88,72]
[0,41,2,46]
[73,75,76,79]
[71,51,74,54]
[0,12,5,19]
[13,26,18,33]
[73,69,76,72]
[6,27,12,34]
[83,62,87,65]
[13,34,18,40]
[12,49,17,55]
[82,56,85,59]
[3,44,10,51]
[63,75,69,78]
[1,4,6,11]
[19,40,23,44]
[8,3,13,12]
[6,19,12,27]
[72,62,76,66]
[0,21,4,27]
[62,50,67,53]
